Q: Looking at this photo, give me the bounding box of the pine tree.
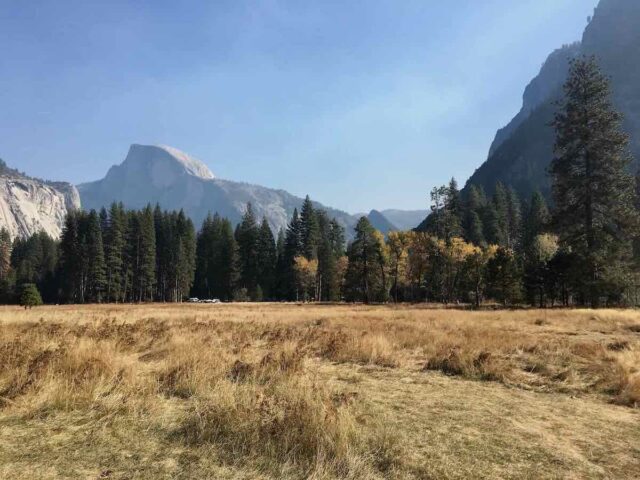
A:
[174,210,196,301]
[506,187,522,251]
[491,182,509,247]
[315,210,343,301]
[463,185,486,247]
[10,232,58,303]
[153,205,169,301]
[131,206,157,302]
[483,203,502,246]
[105,203,126,302]
[445,178,463,240]
[85,210,106,302]
[550,56,639,307]
[522,191,550,253]
[99,207,109,235]
[282,209,304,300]
[274,228,287,300]
[59,211,83,302]
[216,217,239,301]
[256,217,277,299]
[344,217,387,303]
[300,195,320,259]
[467,211,485,247]
[523,234,558,307]
[235,203,260,299]
[194,213,215,299]
[486,247,522,306]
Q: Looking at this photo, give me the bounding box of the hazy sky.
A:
[1,0,598,213]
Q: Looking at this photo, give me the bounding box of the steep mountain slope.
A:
[0,160,81,239]
[380,209,428,231]
[465,0,640,198]
[366,209,397,235]
[78,144,359,236]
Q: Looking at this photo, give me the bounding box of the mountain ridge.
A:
[78,144,361,237]
[465,0,640,199]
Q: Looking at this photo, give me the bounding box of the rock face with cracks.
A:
[0,168,80,240]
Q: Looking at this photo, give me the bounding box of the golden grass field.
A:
[0,303,639,479]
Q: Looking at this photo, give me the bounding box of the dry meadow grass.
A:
[0,303,639,479]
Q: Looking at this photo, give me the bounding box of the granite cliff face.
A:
[465,0,640,198]
[78,144,359,236]
[0,162,81,239]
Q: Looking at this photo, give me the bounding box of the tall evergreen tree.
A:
[173,210,196,301]
[344,217,387,303]
[491,182,509,247]
[483,202,502,246]
[506,187,522,251]
[463,185,486,247]
[282,208,304,300]
[274,228,287,300]
[59,211,83,302]
[194,213,239,301]
[522,191,550,253]
[127,206,156,302]
[256,217,277,299]
[446,177,463,239]
[300,195,320,259]
[85,210,106,302]
[550,56,639,307]
[194,213,215,299]
[235,203,260,299]
[99,207,109,235]
[104,203,126,302]
[486,247,522,306]
[216,217,239,301]
[315,210,344,301]
[428,182,462,243]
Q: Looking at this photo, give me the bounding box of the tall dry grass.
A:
[0,311,402,477]
[0,303,639,477]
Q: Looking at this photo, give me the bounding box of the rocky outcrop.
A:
[0,171,80,239]
[78,144,359,236]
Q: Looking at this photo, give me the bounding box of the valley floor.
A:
[0,304,639,479]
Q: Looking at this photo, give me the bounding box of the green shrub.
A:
[19,283,43,308]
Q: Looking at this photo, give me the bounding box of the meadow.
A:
[0,303,639,479]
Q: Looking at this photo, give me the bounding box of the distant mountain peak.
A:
[367,209,397,235]
[122,144,215,183]
[78,144,360,238]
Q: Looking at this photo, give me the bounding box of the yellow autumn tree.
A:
[294,255,318,301]
[407,232,431,301]
[387,231,415,302]
[437,237,477,304]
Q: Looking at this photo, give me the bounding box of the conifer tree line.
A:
[1,57,639,308]
[0,197,349,304]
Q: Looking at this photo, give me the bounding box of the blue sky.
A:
[0,0,597,213]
